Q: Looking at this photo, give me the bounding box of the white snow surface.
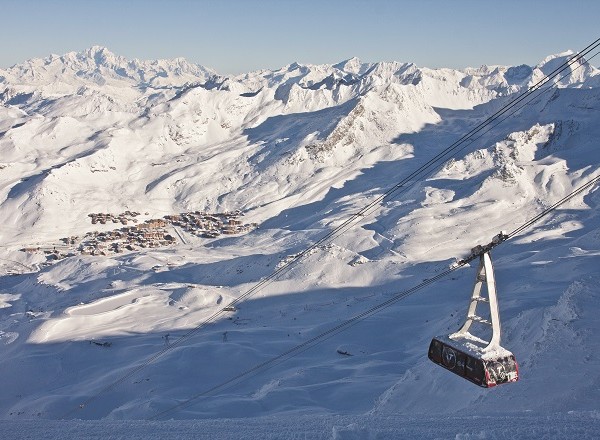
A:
[1,47,600,438]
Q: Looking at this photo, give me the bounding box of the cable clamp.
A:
[457,231,508,265]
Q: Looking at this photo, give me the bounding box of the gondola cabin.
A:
[428,336,518,387]
[428,234,519,387]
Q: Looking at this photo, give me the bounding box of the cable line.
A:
[150,172,600,419]
[59,37,600,419]
[319,49,600,247]
[238,40,600,283]
[508,175,600,239]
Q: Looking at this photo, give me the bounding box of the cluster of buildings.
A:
[165,210,258,238]
[20,246,73,262]
[20,210,259,261]
[79,219,174,255]
[88,210,144,225]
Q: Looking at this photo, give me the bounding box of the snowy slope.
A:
[1,47,600,435]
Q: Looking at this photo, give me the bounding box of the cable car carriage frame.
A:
[428,232,519,388]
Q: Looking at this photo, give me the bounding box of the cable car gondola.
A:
[428,233,519,387]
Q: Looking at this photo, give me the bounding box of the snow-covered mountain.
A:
[1,47,599,434]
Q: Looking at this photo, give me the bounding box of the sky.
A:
[1,0,599,74]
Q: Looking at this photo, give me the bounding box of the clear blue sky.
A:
[2,0,598,74]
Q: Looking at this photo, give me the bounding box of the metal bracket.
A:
[452,251,502,352]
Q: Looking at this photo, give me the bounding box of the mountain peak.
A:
[86,45,113,55]
[81,45,119,66]
[539,50,576,65]
[536,49,598,85]
[333,57,363,74]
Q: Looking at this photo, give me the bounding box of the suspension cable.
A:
[59,38,600,419]
[236,41,600,290]
[321,50,600,247]
[150,173,600,419]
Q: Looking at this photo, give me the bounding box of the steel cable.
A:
[59,38,600,418]
[150,173,600,419]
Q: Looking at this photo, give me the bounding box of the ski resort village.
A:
[19,210,258,262]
